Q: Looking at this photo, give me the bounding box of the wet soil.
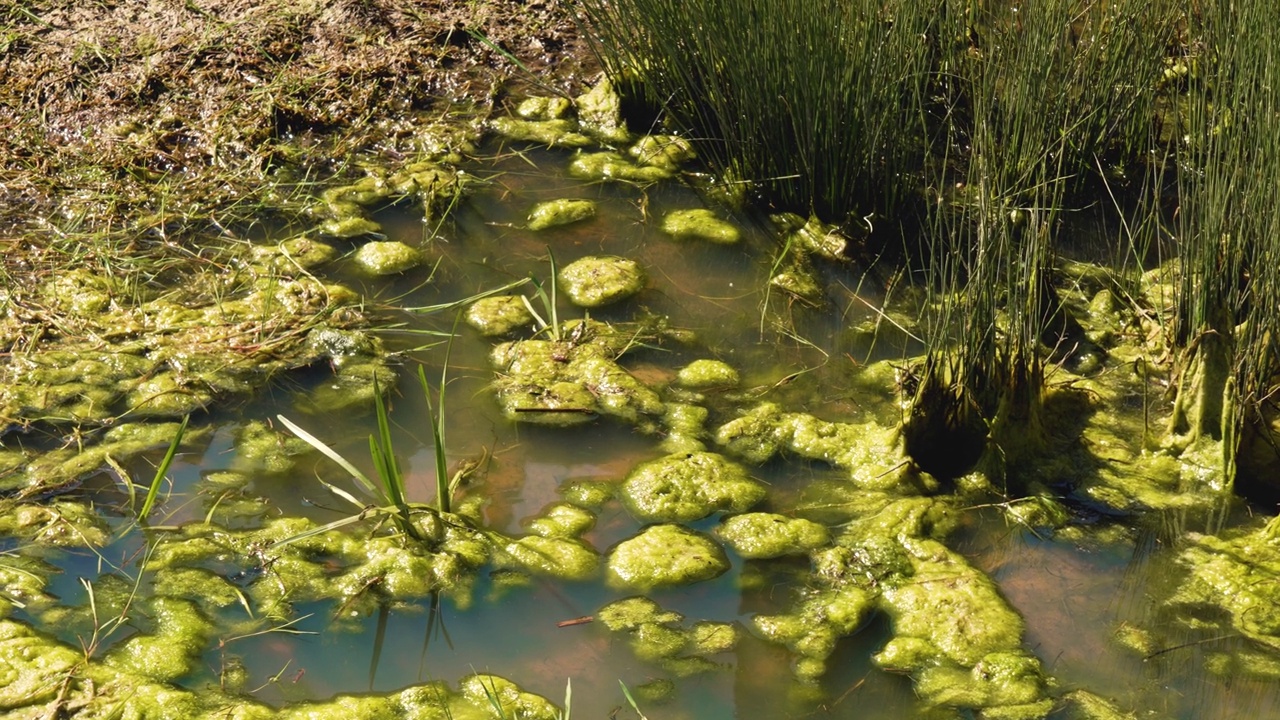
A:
[0,0,597,235]
[0,0,599,465]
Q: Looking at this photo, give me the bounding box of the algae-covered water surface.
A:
[5,97,1280,720]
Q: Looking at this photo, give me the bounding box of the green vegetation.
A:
[8,0,1280,718]
[137,415,189,523]
[274,360,462,545]
[580,0,936,220]
[581,0,1280,494]
[1167,3,1280,495]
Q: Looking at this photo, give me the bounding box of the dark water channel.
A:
[27,141,1280,719]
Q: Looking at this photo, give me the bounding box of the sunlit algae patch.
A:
[715,512,830,559]
[621,451,766,523]
[749,488,1053,718]
[556,255,645,308]
[597,596,739,675]
[674,359,740,389]
[353,240,423,275]
[1166,522,1280,653]
[489,327,663,427]
[606,524,730,590]
[526,198,596,231]
[661,208,741,245]
[466,295,535,337]
[499,501,600,580]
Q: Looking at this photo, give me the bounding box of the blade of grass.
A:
[371,378,421,540]
[277,414,378,497]
[420,366,450,514]
[138,414,188,522]
[404,277,531,314]
[561,678,572,720]
[618,680,649,720]
[268,512,381,550]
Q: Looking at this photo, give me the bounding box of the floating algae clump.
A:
[0,500,110,547]
[103,597,213,682]
[387,161,470,220]
[0,620,83,709]
[607,524,730,590]
[749,489,1044,716]
[569,151,671,183]
[716,403,920,491]
[516,95,572,120]
[125,370,214,417]
[621,451,766,523]
[660,402,709,453]
[0,347,152,425]
[715,513,830,559]
[597,596,738,674]
[527,198,597,230]
[630,134,695,171]
[490,116,592,148]
[320,215,382,239]
[1165,524,1280,653]
[233,419,315,476]
[490,328,664,427]
[771,212,848,261]
[873,537,1051,718]
[502,535,600,581]
[913,652,1052,719]
[459,674,559,720]
[574,76,629,144]
[878,539,1028,666]
[251,235,338,274]
[353,240,422,275]
[296,357,398,415]
[560,479,615,508]
[525,502,596,538]
[0,618,557,720]
[0,558,56,620]
[557,255,645,308]
[769,251,824,302]
[466,295,534,337]
[661,208,741,245]
[598,596,683,631]
[753,583,877,683]
[675,359,740,389]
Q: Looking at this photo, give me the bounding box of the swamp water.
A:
[5,135,1280,720]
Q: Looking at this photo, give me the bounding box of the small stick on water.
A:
[556,616,594,628]
[1143,634,1238,660]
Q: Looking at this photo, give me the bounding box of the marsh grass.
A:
[580,0,938,223]
[585,0,1179,480]
[1168,3,1280,486]
[905,0,1176,478]
[273,409,429,548]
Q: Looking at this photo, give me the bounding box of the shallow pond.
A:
[7,135,1280,720]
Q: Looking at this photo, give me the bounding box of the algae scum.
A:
[3,91,1280,720]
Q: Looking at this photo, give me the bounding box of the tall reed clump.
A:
[578,0,938,223]
[1169,2,1280,492]
[909,0,1175,479]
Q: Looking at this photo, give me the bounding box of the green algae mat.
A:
[3,61,1280,720]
